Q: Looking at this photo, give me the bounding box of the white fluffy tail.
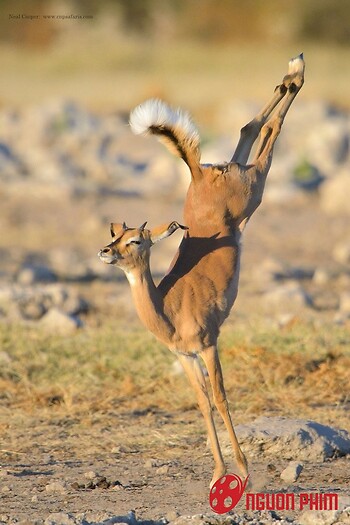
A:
[129,99,201,176]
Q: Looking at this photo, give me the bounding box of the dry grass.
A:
[220,321,350,430]
[1,318,349,435]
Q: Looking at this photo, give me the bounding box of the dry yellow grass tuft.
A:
[1,319,349,432]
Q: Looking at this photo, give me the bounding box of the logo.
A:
[209,474,249,514]
[209,473,339,515]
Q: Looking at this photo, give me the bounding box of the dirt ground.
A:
[1,407,349,523]
[0,192,349,523]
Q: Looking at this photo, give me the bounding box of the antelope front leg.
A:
[232,53,304,165]
[201,346,248,480]
[177,353,226,487]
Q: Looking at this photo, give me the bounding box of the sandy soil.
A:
[1,407,349,523]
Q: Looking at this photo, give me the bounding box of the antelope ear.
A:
[110,222,126,239]
[150,221,188,244]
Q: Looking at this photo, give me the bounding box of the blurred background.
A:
[2,0,350,175]
[1,0,350,114]
[1,0,350,329]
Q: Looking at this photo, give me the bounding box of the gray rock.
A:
[234,416,350,461]
[254,258,288,284]
[17,265,57,285]
[40,308,81,334]
[299,509,340,525]
[263,282,312,310]
[62,294,89,316]
[280,461,303,483]
[17,296,47,320]
[165,511,180,522]
[320,172,350,216]
[156,464,170,475]
[44,284,69,307]
[45,512,77,525]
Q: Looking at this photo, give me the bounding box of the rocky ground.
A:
[0,99,350,524]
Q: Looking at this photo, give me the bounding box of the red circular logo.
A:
[209,473,249,514]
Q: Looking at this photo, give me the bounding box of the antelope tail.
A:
[129,99,202,179]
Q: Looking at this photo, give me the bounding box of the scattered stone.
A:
[254,257,287,284]
[84,470,100,480]
[71,482,82,490]
[299,509,339,525]
[165,510,180,522]
[72,474,117,491]
[263,282,312,310]
[45,481,67,494]
[95,477,110,489]
[280,461,303,483]
[40,308,81,334]
[333,241,350,265]
[17,265,57,285]
[144,458,159,468]
[156,464,170,475]
[233,416,350,461]
[44,512,78,525]
[17,296,47,320]
[62,294,89,316]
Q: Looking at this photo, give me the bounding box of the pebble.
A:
[144,458,159,468]
[280,461,303,483]
[0,507,348,525]
[84,470,100,480]
[156,464,170,475]
[45,481,67,494]
[44,513,78,525]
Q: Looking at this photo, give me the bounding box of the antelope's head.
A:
[98,221,187,272]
